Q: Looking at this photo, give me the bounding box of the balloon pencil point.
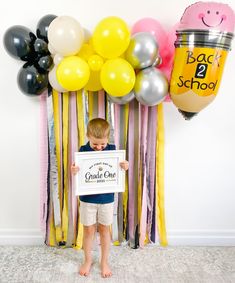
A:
[178,109,198,120]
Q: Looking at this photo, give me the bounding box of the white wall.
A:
[0,0,235,245]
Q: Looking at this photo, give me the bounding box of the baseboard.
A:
[0,229,235,246]
[167,229,235,246]
[0,229,45,245]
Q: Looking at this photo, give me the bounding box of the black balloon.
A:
[17,63,48,96]
[36,14,57,43]
[34,38,49,54]
[3,25,36,61]
[37,55,53,72]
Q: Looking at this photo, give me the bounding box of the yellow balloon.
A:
[92,16,130,59]
[88,54,104,71]
[56,56,90,91]
[77,43,94,61]
[85,70,103,91]
[100,58,135,97]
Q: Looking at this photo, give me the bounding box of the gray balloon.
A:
[125,32,159,69]
[134,67,168,106]
[107,91,135,105]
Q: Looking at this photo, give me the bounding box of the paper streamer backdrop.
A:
[41,89,167,248]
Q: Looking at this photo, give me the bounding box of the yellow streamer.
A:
[88,91,94,120]
[76,90,85,145]
[49,205,56,246]
[52,89,63,243]
[75,90,85,249]
[156,103,168,246]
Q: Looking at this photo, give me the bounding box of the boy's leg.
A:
[79,224,96,276]
[79,201,98,276]
[97,202,114,278]
[98,224,112,278]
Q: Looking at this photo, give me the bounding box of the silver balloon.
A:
[134,67,168,106]
[125,32,159,69]
[107,91,135,105]
[152,56,162,67]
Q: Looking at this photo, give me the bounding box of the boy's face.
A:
[88,135,108,151]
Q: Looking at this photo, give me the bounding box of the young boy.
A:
[71,118,129,278]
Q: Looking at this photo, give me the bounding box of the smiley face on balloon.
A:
[179,1,235,32]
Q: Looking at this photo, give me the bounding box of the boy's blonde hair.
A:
[87,118,110,139]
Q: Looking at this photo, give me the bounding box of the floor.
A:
[0,245,235,283]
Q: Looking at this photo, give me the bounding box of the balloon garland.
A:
[4,14,172,105]
[3,2,234,113]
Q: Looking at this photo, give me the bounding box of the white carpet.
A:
[0,245,235,283]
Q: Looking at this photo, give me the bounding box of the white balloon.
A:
[48,16,84,56]
[48,66,67,93]
[53,54,63,65]
[48,43,56,55]
[83,28,92,43]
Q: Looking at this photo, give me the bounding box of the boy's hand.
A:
[71,163,80,175]
[119,160,129,171]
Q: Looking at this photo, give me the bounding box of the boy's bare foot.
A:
[79,260,92,276]
[101,262,112,278]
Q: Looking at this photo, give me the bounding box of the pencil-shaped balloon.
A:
[170,2,235,119]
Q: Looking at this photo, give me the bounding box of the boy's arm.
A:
[71,146,86,175]
[111,144,129,170]
[71,163,80,175]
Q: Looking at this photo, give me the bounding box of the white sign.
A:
[74,150,126,196]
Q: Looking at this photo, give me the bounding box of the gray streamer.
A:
[47,94,61,227]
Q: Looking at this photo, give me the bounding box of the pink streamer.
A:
[114,104,120,149]
[39,90,48,232]
[113,103,120,241]
[146,107,158,243]
[128,101,135,241]
[69,92,78,238]
[139,105,148,247]
[98,90,105,118]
